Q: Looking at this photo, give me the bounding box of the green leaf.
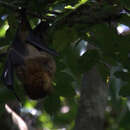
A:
[120,0,130,8]
[63,46,80,76]
[55,72,76,97]
[53,27,78,52]
[119,108,130,129]
[114,71,130,81]
[56,59,66,72]
[88,24,120,53]
[44,94,61,114]
[119,15,130,27]
[119,83,130,96]
[88,24,130,66]
[0,88,15,103]
[79,49,100,72]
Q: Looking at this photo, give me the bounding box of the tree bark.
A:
[75,66,108,130]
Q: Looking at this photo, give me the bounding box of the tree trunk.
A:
[75,66,108,130]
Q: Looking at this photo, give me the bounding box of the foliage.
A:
[0,0,130,129]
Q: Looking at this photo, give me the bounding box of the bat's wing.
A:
[26,33,58,56]
[26,22,58,56]
[1,53,14,87]
[1,10,28,102]
[1,49,24,102]
[1,48,24,85]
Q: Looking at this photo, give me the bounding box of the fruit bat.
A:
[1,10,57,100]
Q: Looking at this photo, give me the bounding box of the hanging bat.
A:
[1,10,57,100]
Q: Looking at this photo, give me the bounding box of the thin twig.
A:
[0,0,45,19]
[0,0,17,10]
[5,104,28,130]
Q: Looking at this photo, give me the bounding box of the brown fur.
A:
[16,44,56,99]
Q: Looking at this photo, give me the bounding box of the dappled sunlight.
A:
[60,105,70,114]
[0,0,130,130]
[21,107,41,116]
[117,24,130,35]
[0,21,9,38]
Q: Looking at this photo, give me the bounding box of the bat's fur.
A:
[16,44,56,99]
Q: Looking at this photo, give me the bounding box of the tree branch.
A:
[5,104,28,130]
[0,0,46,19]
[53,2,122,28]
[74,66,108,130]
